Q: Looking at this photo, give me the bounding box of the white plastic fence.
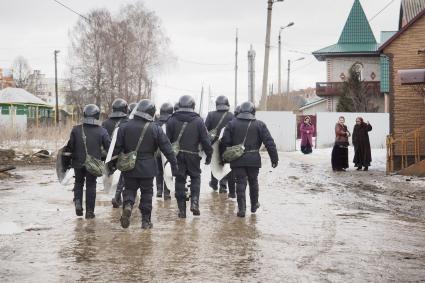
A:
[315,112,390,149]
[256,111,297,152]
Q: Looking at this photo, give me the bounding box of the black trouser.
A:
[123,177,154,215]
[73,167,97,211]
[210,173,227,187]
[210,172,236,194]
[175,174,200,201]
[233,167,260,206]
[156,157,170,195]
[116,173,125,194]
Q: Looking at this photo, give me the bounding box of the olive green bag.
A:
[208,112,228,144]
[82,125,106,177]
[117,122,151,172]
[222,121,252,163]
[171,122,188,155]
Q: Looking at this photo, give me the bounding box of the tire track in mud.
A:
[296,213,337,270]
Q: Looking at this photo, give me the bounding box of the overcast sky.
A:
[0,0,400,108]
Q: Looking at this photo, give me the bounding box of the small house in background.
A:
[380,3,425,173]
[0,87,54,132]
[312,0,384,113]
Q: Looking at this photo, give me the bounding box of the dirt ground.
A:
[1,149,425,282]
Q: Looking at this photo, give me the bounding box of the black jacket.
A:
[205,110,235,133]
[221,118,278,168]
[114,116,177,178]
[66,124,111,169]
[102,117,129,137]
[166,111,212,176]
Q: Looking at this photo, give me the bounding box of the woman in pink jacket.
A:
[300,116,315,154]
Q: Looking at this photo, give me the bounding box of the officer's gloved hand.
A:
[272,162,278,168]
[171,164,179,177]
[205,156,212,165]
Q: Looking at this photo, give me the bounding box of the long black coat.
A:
[66,124,111,169]
[220,118,279,168]
[352,122,372,167]
[166,111,212,176]
[102,117,129,137]
[114,116,177,178]
[205,110,235,133]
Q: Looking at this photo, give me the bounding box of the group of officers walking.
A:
[64,95,278,229]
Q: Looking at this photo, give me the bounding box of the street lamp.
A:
[278,22,294,97]
[261,0,285,110]
[287,57,304,97]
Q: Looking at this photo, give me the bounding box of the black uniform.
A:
[221,116,278,216]
[166,111,213,214]
[205,110,235,194]
[114,116,177,219]
[155,115,171,198]
[66,124,110,215]
[102,116,129,207]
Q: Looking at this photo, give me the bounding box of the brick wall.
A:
[383,14,425,156]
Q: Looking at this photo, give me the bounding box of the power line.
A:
[53,0,90,22]
[177,58,233,66]
[369,0,396,22]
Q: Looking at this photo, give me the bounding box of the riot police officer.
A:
[155,102,174,199]
[166,95,213,218]
[102,98,129,208]
[205,96,235,195]
[66,104,111,219]
[221,101,278,217]
[114,100,178,229]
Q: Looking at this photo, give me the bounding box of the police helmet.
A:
[237,101,256,120]
[134,99,156,121]
[178,95,195,112]
[110,98,128,118]
[215,95,230,111]
[83,104,101,125]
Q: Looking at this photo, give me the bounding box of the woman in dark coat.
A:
[352,117,372,171]
[300,116,314,154]
[331,116,350,171]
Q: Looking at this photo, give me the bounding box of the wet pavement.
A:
[1,149,425,282]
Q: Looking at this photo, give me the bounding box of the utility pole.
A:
[279,22,294,98]
[286,59,291,97]
[54,50,60,126]
[234,29,238,109]
[260,0,284,111]
[199,86,204,116]
[287,57,305,97]
[248,45,256,104]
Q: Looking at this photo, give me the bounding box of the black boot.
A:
[156,183,163,198]
[141,213,153,229]
[177,200,186,218]
[85,210,95,219]
[356,166,362,171]
[74,199,83,216]
[190,197,200,216]
[228,192,236,199]
[209,180,218,191]
[237,196,246,218]
[120,204,132,228]
[363,166,369,171]
[164,191,171,200]
[219,184,227,194]
[111,191,122,208]
[251,202,260,213]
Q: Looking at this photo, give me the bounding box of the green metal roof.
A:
[313,0,378,60]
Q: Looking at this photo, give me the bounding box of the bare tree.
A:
[12,56,31,89]
[66,2,169,115]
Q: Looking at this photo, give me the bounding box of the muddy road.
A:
[1,149,425,282]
